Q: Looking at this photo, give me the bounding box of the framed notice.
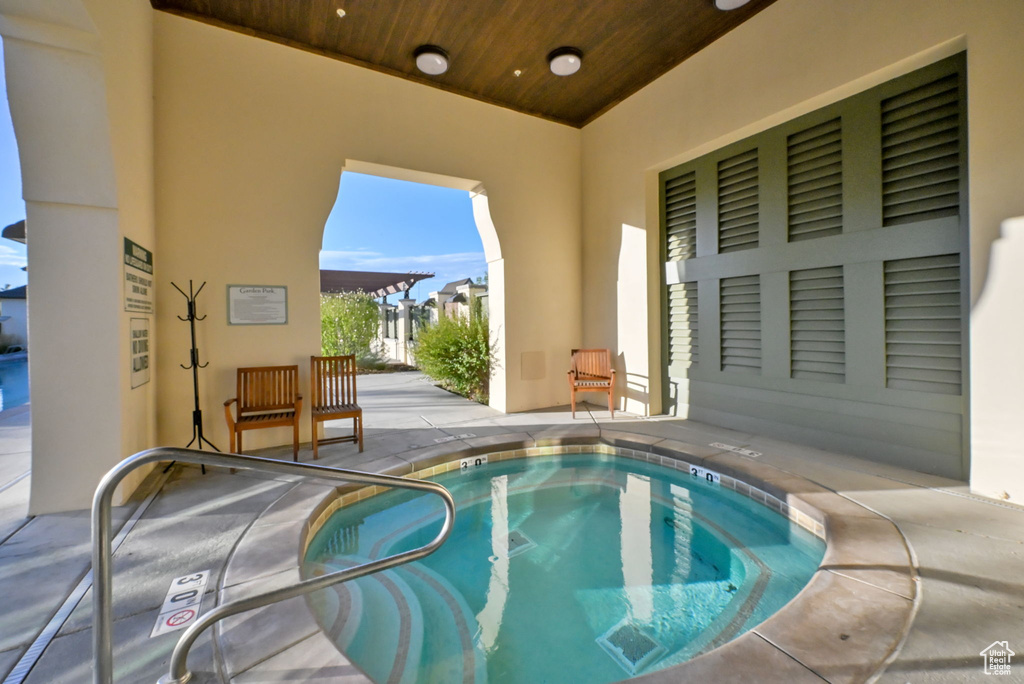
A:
[227,285,288,325]
[130,318,150,388]
[124,238,154,314]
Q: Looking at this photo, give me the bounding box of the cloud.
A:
[0,243,26,268]
[319,250,485,272]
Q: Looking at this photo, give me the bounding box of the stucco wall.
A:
[580,0,1024,500]
[153,14,581,452]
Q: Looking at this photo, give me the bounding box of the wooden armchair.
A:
[567,349,616,418]
[224,365,302,460]
[310,355,363,459]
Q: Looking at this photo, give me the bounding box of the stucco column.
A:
[1,10,126,514]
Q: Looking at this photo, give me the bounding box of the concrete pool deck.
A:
[0,371,1022,683]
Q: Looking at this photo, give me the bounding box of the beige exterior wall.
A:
[580,0,1024,500]
[153,14,581,452]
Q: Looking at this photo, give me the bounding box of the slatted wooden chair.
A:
[567,349,616,418]
[310,355,363,459]
[224,365,302,460]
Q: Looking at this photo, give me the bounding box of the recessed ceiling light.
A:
[547,47,582,76]
[715,0,751,9]
[336,8,346,18]
[414,45,449,75]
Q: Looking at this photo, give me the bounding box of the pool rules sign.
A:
[124,237,154,314]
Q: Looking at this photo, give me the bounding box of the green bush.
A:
[414,306,492,403]
[320,291,381,361]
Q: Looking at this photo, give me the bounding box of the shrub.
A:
[320,292,381,361]
[0,333,19,354]
[414,305,492,403]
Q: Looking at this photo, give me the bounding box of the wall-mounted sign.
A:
[227,285,288,325]
[123,237,154,314]
[130,317,150,389]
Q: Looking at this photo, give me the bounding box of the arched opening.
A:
[321,160,506,410]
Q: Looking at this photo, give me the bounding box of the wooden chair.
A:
[224,365,302,460]
[567,349,616,418]
[310,355,363,458]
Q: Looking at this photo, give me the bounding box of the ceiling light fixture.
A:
[547,47,582,76]
[414,45,449,75]
[715,0,751,9]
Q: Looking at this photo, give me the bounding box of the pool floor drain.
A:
[597,620,667,675]
[506,530,535,558]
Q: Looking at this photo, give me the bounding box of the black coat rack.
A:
[172,280,219,460]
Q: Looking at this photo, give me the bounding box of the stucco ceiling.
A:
[150,0,777,128]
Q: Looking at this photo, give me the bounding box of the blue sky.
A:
[0,38,29,291]
[320,172,486,302]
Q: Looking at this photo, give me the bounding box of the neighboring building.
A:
[428,278,488,322]
[377,277,488,365]
[0,285,27,348]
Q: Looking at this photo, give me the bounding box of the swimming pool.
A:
[303,453,825,683]
[0,355,28,412]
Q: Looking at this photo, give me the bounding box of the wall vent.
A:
[790,266,845,383]
[881,73,960,226]
[665,171,697,261]
[717,149,759,253]
[720,275,761,374]
[884,254,962,395]
[787,118,842,241]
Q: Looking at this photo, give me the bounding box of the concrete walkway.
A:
[0,371,1022,682]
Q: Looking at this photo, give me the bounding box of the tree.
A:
[320,291,380,359]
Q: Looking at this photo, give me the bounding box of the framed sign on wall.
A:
[227,285,288,325]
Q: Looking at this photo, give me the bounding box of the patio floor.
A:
[0,371,1021,683]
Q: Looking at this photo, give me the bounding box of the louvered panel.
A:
[882,74,960,226]
[665,171,697,261]
[789,266,844,383]
[667,282,698,371]
[718,149,759,253]
[720,275,760,374]
[788,118,842,242]
[884,254,962,395]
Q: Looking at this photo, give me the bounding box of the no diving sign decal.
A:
[151,570,210,637]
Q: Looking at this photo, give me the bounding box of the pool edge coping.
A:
[214,437,918,683]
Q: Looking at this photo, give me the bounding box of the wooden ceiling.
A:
[151,0,777,128]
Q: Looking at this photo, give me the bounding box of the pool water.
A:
[0,356,28,412]
[303,454,824,684]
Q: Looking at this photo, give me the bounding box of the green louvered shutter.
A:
[718,149,759,252]
[788,118,842,241]
[881,73,960,226]
[790,266,845,383]
[884,254,962,395]
[720,275,761,374]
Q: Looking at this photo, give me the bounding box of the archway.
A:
[327,160,507,410]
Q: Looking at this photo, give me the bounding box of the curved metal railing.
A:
[91,447,456,684]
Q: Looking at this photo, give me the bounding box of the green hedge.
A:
[414,307,492,403]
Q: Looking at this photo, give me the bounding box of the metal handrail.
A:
[91,447,456,684]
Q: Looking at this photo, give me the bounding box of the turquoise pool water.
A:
[0,356,28,412]
[303,454,824,684]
